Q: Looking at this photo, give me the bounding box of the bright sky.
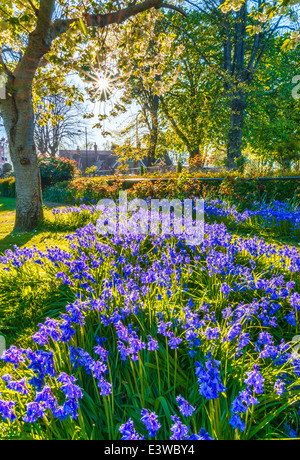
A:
[72,74,139,151]
[0,74,139,152]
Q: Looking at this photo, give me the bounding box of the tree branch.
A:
[161,3,187,17]
[50,0,184,41]
[160,96,192,152]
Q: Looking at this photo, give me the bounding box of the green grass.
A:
[0,199,76,348]
[0,198,71,255]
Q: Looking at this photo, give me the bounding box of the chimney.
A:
[94,143,97,154]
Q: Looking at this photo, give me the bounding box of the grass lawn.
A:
[0,199,75,348]
[0,198,71,255]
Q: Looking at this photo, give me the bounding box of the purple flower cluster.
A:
[0,201,299,439]
[195,357,227,400]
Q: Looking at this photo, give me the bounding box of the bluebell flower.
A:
[244,364,265,394]
[0,398,17,423]
[195,357,227,400]
[274,379,286,396]
[176,395,195,417]
[147,335,159,351]
[5,377,29,396]
[140,409,161,437]
[168,336,182,349]
[23,402,45,423]
[170,415,189,440]
[229,413,246,432]
[57,373,83,400]
[119,419,144,440]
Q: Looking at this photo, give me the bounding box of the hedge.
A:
[43,174,300,208]
[0,177,16,198]
[2,174,300,208]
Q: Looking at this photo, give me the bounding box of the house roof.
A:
[58,147,174,171]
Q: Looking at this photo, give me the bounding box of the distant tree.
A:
[245,37,300,170]
[180,0,298,167]
[34,94,87,157]
[94,10,183,165]
[159,11,226,161]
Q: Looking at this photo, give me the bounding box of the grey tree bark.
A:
[1,92,43,232]
[147,94,160,165]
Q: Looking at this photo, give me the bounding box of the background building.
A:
[59,143,118,173]
[0,138,12,174]
[59,143,174,175]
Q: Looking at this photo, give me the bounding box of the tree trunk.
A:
[1,92,43,232]
[189,147,200,158]
[227,90,246,169]
[13,160,43,232]
[147,94,159,166]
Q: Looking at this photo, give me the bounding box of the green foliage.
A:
[0,177,15,198]
[85,165,98,177]
[159,10,227,159]
[39,156,79,190]
[2,164,12,174]
[218,176,300,208]
[246,37,300,168]
[42,181,72,204]
[234,156,247,174]
[0,266,75,349]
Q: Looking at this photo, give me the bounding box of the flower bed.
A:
[0,203,300,440]
[49,198,300,239]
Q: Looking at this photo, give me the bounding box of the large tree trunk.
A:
[1,92,43,232]
[13,154,43,233]
[227,90,246,168]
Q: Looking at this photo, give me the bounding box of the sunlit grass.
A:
[0,199,71,255]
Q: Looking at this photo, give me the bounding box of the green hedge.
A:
[39,156,79,190]
[2,174,300,208]
[42,175,300,207]
[0,177,15,198]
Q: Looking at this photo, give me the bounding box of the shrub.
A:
[41,173,300,209]
[85,165,98,177]
[42,181,73,204]
[0,177,15,198]
[39,155,79,190]
[2,163,12,175]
